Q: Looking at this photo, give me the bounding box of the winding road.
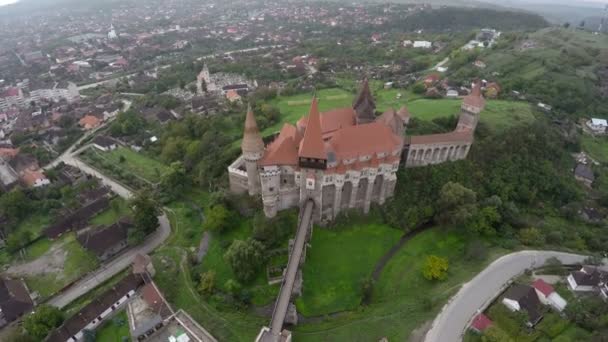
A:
[46,145,171,308]
[424,250,590,342]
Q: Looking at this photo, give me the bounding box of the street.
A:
[424,250,590,342]
[46,145,171,308]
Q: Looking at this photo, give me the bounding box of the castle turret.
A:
[456,81,485,132]
[353,79,376,125]
[298,97,327,221]
[242,106,264,196]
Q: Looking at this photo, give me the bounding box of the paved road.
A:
[46,151,171,308]
[424,250,589,342]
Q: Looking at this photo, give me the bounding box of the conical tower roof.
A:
[298,97,326,160]
[241,105,264,154]
[353,78,376,109]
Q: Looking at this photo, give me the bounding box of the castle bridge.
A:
[256,199,315,342]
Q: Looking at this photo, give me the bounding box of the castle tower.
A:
[456,81,485,132]
[242,105,265,196]
[298,97,327,221]
[353,79,376,125]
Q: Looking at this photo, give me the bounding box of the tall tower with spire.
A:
[298,97,327,220]
[241,106,264,196]
[353,79,376,124]
[456,81,485,132]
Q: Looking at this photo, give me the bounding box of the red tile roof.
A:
[463,81,485,109]
[298,98,327,160]
[532,279,554,297]
[329,122,402,160]
[79,115,101,129]
[260,124,299,166]
[409,131,473,145]
[297,107,356,140]
[471,313,492,332]
[1,87,20,98]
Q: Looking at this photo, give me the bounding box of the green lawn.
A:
[95,310,131,342]
[25,234,98,299]
[14,214,51,238]
[406,99,536,131]
[486,303,588,341]
[90,198,130,226]
[293,228,502,341]
[295,223,402,316]
[264,88,353,135]
[100,147,169,183]
[581,134,608,164]
[265,87,534,139]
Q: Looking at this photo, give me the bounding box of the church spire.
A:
[242,105,264,154]
[353,78,376,125]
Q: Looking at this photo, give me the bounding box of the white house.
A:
[502,284,543,327]
[532,279,567,312]
[446,89,459,98]
[586,118,608,134]
[92,136,118,152]
[413,41,432,49]
[567,266,608,299]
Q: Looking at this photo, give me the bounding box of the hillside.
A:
[390,7,549,32]
[449,27,608,118]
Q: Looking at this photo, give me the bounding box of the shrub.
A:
[422,255,449,281]
[197,271,216,296]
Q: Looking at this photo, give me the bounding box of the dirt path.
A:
[6,241,67,277]
[371,223,432,282]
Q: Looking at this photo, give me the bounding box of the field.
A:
[265,87,536,138]
[581,134,608,164]
[292,228,503,341]
[14,234,99,299]
[95,310,131,342]
[79,146,169,187]
[90,198,130,226]
[97,147,169,183]
[295,223,402,316]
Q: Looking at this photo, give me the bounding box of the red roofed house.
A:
[424,74,440,88]
[21,169,50,188]
[228,78,484,223]
[79,115,102,130]
[532,279,567,312]
[470,313,492,333]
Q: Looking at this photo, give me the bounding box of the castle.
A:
[228,80,485,223]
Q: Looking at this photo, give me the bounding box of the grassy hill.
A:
[449,27,608,118]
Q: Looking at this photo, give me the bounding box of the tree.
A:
[110,198,122,214]
[224,239,266,282]
[197,271,216,296]
[204,205,234,233]
[436,182,478,227]
[467,206,501,236]
[422,255,449,281]
[6,230,32,254]
[412,82,426,94]
[23,305,63,341]
[563,22,570,29]
[160,162,187,201]
[130,190,160,237]
[518,227,544,246]
[0,188,30,222]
